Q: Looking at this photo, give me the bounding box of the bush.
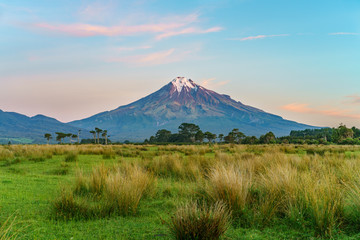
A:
[168,201,231,240]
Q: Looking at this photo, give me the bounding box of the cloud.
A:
[344,95,360,105]
[156,26,222,40]
[29,13,221,39]
[32,22,190,37]
[116,46,152,51]
[201,78,229,89]
[78,1,116,21]
[230,34,289,41]
[281,103,360,119]
[107,48,192,65]
[329,32,359,36]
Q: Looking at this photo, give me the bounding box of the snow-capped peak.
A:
[171,77,196,93]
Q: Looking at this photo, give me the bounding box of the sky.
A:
[0,0,359,128]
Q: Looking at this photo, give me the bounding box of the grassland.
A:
[2,144,360,239]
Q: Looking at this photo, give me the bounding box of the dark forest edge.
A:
[145,123,360,145]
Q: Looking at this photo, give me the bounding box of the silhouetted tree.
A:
[44,133,52,144]
[90,130,96,144]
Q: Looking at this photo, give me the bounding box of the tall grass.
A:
[168,201,231,240]
[53,164,155,220]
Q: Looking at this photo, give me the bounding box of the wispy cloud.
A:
[29,13,221,39]
[116,46,152,51]
[329,32,359,36]
[282,103,360,119]
[156,26,222,40]
[230,34,289,41]
[107,48,193,65]
[78,1,116,21]
[344,95,360,105]
[201,78,229,89]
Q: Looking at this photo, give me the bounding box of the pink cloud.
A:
[156,26,222,40]
[282,103,360,119]
[107,48,192,65]
[230,34,289,41]
[33,22,190,37]
[344,95,360,105]
[201,78,229,89]
[29,13,221,39]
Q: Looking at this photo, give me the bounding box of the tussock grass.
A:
[168,201,231,240]
[53,164,155,220]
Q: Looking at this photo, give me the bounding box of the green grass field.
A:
[2,144,360,239]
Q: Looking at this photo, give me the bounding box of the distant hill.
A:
[0,110,89,144]
[69,77,318,141]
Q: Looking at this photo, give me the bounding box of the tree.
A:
[204,131,217,143]
[260,132,276,144]
[225,129,245,143]
[195,130,204,143]
[44,133,52,144]
[66,133,73,144]
[333,124,354,143]
[218,134,224,143]
[102,130,108,145]
[90,130,96,144]
[155,129,172,142]
[178,123,200,142]
[55,132,66,144]
[72,134,78,144]
[77,130,81,144]
[95,127,103,144]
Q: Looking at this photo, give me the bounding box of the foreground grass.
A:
[1,144,360,239]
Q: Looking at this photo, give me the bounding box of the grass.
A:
[168,201,231,240]
[2,144,360,238]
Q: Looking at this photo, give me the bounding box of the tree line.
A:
[145,123,360,145]
[145,123,276,144]
[44,128,110,144]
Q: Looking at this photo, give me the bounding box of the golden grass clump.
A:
[53,164,155,219]
[204,164,252,216]
[168,201,231,240]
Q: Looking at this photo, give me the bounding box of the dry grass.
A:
[53,164,155,219]
[168,201,231,240]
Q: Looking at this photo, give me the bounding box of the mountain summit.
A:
[69,77,315,141]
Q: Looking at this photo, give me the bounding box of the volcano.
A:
[69,77,315,141]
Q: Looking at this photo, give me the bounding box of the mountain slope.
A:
[69,77,316,141]
[0,110,89,144]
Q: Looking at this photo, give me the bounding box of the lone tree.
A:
[95,127,103,144]
[44,133,52,144]
[90,130,96,144]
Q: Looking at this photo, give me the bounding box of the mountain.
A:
[69,77,317,141]
[0,110,89,144]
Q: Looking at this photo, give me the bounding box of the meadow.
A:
[2,144,360,239]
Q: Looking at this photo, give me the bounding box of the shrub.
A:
[168,201,231,240]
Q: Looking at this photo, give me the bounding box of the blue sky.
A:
[0,0,359,127]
